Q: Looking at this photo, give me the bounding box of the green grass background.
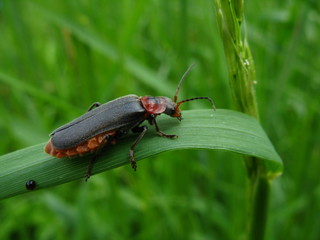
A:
[0,0,319,239]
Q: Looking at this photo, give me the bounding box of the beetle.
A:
[26,180,37,190]
[45,64,216,180]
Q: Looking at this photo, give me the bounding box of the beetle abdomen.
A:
[45,130,117,158]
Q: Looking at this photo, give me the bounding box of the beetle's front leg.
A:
[151,116,178,139]
[129,126,148,171]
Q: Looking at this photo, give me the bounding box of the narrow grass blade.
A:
[0,109,282,200]
[29,2,173,95]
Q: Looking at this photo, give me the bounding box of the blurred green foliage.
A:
[0,0,319,240]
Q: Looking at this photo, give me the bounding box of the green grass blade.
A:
[0,72,73,112]
[0,109,282,200]
[30,2,173,95]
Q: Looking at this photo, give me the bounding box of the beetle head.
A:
[140,96,178,115]
[140,64,216,120]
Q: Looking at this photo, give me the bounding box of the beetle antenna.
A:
[176,97,216,111]
[174,63,196,103]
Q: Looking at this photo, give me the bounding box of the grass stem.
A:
[214,1,275,239]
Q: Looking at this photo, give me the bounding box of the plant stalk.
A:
[214,0,271,239]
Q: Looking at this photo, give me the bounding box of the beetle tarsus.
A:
[157,131,178,139]
[87,102,101,111]
[153,117,178,139]
[85,155,97,181]
[129,149,137,171]
[85,174,91,181]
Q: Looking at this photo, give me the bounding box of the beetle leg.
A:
[85,156,97,181]
[87,102,101,111]
[85,134,110,181]
[131,125,146,133]
[153,117,178,139]
[129,126,148,171]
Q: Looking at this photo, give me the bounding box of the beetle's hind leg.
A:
[87,102,101,111]
[85,155,98,181]
[129,126,148,171]
[85,134,109,181]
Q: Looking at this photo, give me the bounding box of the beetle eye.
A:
[170,107,181,118]
[168,108,176,115]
